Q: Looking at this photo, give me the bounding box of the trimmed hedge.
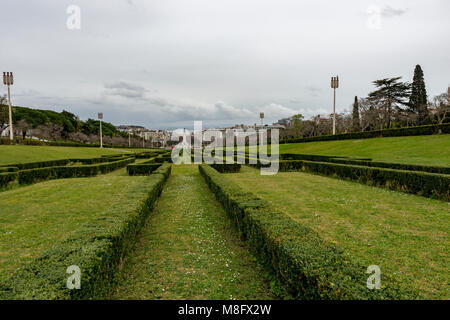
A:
[0,167,19,173]
[153,163,172,180]
[280,153,368,162]
[18,157,135,185]
[280,123,450,144]
[327,158,450,175]
[250,160,450,201]
[69,157,110,165]
[0,172,18,188]
[199,164,415,299]
[210,163,241,173]
[281,153,450,174]
[135,152,159,159]
[1,159,71,170]
[0,167,172,299]
[154,154,172,163]
[127,163,162,176]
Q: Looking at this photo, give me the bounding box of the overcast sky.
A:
[1,0,449,129]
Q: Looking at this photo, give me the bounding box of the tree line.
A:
[0,103,148,147]
[282,65,449,139]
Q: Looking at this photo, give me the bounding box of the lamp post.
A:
[331,76,339,135]
[3,72,14,141]
[98,112,103,148]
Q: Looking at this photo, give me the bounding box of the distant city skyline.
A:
[1,0,449,130]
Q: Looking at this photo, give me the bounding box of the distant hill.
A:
[0,104,129,144]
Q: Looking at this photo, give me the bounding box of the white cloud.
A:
[1,0,448,129]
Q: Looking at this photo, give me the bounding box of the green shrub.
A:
[280,123,450,144]
[18,157,135,185]
[199,164,415,299]
[69,157,110,165]
[280,153,371,162]
[154,154,172,163]
[0,172,18,188]
[3,159,71,170]
[0,167,19,173]
[127,163,162,176]
[153,163,172,180]
[0,170,171,299]
[135,152,159,159]
[327,158,450,175]
[210,163,241,173]
[280,154,450,174]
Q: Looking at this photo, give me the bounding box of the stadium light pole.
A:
[98,112,103,148]
[331,76,339,135]
[3,72,14,141]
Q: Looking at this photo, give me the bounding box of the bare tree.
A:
[69,132,89,143]
[15,119,32,139]
[429,92,450,124]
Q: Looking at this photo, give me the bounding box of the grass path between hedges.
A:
[111,164,275,299]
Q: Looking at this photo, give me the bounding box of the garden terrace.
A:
[0,163,172,299]
[225,166,449,299]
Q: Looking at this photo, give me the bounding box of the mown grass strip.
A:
[111,165,274,300]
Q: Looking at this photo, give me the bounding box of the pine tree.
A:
[409,65,428,124]
[352,96,361,132]
[368,77,410,128]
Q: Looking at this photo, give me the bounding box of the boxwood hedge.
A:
[18,157,135,185]
[280,153,450,174]
[0,167,19,173]
[0,163,172,300]
[327,158,450,175]
[0,172,18,188]
[127,163,162,176]
[280,123,450,144]
[2,159,71,170]
[199,164,415,299]
[210,163,241,173]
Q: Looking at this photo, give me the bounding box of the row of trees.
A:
[0,103,144,145]
[281,65,449,139]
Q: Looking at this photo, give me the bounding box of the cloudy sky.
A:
[1,0,449,129]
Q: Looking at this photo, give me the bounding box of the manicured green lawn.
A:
[0,173,150,281]
[277,134,450,166]
[228,166,450,299]
[112,165,274,299]
[0,145,130,166]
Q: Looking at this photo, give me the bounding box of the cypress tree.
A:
[409,65,428,124]
[352,96,360,132]
[0,95,8,126]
